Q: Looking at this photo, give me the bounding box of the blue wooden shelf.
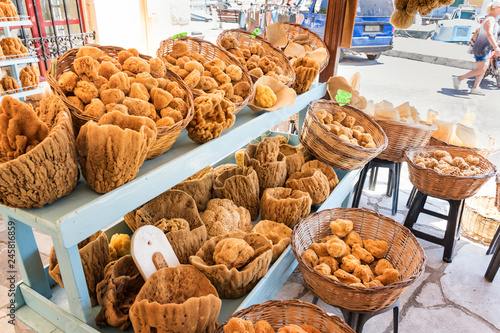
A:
[0,83,366,332]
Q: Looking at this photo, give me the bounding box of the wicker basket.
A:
[156,36,254,114]
[46,44,194,159]
[405,146,497,201]
[214,300,354,333]
[299,100,388,171]
[291,208,426,313]
[216,29,295,86]
[376,119,437,163]
[461,196,500,245]
[262,22,330,73]
[428,134,495,158]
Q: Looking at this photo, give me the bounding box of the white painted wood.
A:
[131,225,180,280]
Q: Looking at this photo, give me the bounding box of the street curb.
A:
[383,49,476,70]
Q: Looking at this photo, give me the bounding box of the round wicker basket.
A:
[214,299,354,333]
[291,208,426,313]
[262,21,330,73]
[405,146,497,201]
[299,99,388,171]
[461,196,500,245]
[46,44,194,160]
[216,29,295,86]
[428,134,495,158]
[376,119,437,163]
[156,36,254,114]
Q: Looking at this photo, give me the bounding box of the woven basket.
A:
[376,119,437,163]
[428,134,495,158]
[461,196,500,245]
[299,100,388,171]
[46,44,194,159]
[216,29,295,86]
[262,22,330,73]
[156,36,254,114]
[214,300,354,333]
[291,208,426,313]
[405,146,497,201]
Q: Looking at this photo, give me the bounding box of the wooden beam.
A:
[319,0,348,82]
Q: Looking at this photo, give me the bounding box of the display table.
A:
[1,82,360,332]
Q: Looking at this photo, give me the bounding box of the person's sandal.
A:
[469,88,485,95]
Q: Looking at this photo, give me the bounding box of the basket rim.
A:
[405,145,498,180]
[216,28,296,86]
[291,207,427,292]
[465,196,500,222]
[216,299,355,332]
[429,133,496,153]
[375,118,438,131]
[308,99,388,153]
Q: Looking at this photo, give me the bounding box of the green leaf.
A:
[251,28,261,39]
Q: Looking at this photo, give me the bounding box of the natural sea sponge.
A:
[109,233,130,257]
[84,98,106,118]
[150,87,173,111]
[74,80,99,104]
[67,96,84,110]
[135,72,158,91]
[0,75,20,93]
[374,258,394,275]
[213,238,255,270]
[286,169,329,206]
[376,268,400,286]
[252,219,292,262]
[124,189,207,264]
[73,55,100,79]
[49,231,109,307]
[95,255,144,330]
[280,144,305,178]
[344,231,363,248]
[245,143,287,196]
[254,137,280,164]
[0,96,49,160]
[100,88,125,106]
[76,46,104,60]
[197,76,218,92]
[260,187,312,228]
[149,57,166,78]
[129,265,221,333]
[172,166,213,211]
[122,56,150,74]
[301,160,339,193]
[233,81,251,98]
[213,166,260,220]
[19,65,39,89]
[128,82,150,101]
[224,318,254,333]
[302,248,319,268]
[0,37,28,58]
[352,264,375,283]
[351,244,375,264]
[340,254,361,273]
[190,232,272,298]
[76,111,156,193]
[334,269,361,285]
[314,263,331,275]
[122,97,153,118]
[0,96,79,208]
[57,71,79,93]
[364,239,388,259]
[330,219,353,238]
[310,242,329,257]
[291,56,319,94]
[319,256,339,272]
[325,238,349,259]
[201,198,253,238]
[109,72,131,94]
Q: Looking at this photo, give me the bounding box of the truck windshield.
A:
[356,0,394,17]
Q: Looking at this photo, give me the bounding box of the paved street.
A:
[1,30,499,332]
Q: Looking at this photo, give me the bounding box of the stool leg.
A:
[340,309,358,332]
[393,304,399,333]
[442,200,464,263]
[312,295,319,305]
[352,164,370,208]
[369,167,378,191]
[487,225,500,255]
[391,163,401,216]
[404,191,427,230]
[485,241,500,282]
[406,186,417,208]
[387,168,393,197]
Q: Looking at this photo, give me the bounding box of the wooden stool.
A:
[485,225,500,282]
[404,190,465,263]
[312,295,399,333]
[352,158,402,215]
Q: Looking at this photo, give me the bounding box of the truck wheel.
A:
[366,53,380,60]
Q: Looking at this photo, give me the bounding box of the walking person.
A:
[453,0,500,95]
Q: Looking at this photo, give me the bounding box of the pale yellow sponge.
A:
[109,233,131,257]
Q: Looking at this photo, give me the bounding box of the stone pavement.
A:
[384,37,476,70]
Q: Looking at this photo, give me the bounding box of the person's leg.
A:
[458,62,484,81]
[472,61,488,89]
